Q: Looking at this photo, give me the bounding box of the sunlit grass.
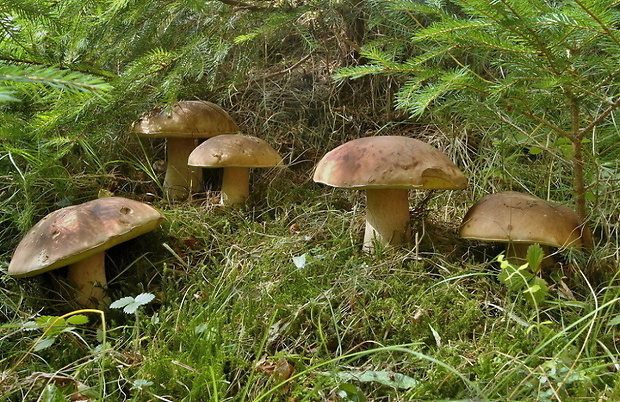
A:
[2,169,618,400]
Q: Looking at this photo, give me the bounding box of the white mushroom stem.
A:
[164,137,202,201]
[66,252,108,308]
[363,188,411,252]
[221,167,250,205]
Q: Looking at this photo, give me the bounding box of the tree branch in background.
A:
[211,0,270,11]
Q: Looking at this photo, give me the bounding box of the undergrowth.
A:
[1,1,619,400]
[1,175,619,400]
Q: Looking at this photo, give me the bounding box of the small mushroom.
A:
[459,191,588,267]
[313,136,467,252]
[7,197,164,307]
[188,134,284,205]
[132,100,239,200]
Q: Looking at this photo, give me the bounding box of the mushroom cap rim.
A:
[7,197,164,278]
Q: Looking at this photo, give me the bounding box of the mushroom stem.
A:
[66,252,108,308]
[363,188,411,252]
[165,137,202,200]
[221,167,250,205]
[506,243,556,270]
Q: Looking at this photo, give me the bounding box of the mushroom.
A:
[459,191,587,267]
[7,197,164,307]
[313,136,467,252]
[188,134,284,205]
[132,100,239,200]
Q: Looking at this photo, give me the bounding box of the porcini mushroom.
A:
[7,197,164,307]
[188,134,284,205]
[459,191,587,267]
[132,100,239,200]
[313,136,467,252]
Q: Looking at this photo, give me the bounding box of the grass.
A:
[2,161,619,400]
[0,68,619,401]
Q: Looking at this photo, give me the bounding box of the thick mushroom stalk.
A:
[7,197,164,308]
[66,252,108,308]
[364,189,411,251]
[132,101,240,201]
[188,134,284,206]
[313,136,467,254]
[221,167,251,205]
[164,137,202,200]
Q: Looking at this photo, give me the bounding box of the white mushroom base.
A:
[164,137,202,201]
[221,167,250,205]
[66,252,108,308]
[363,188,411,252]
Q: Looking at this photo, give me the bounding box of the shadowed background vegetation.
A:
[1,0,619,400]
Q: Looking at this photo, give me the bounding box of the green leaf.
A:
[109,296,135,309]
[337,383,367,402]
[66,315,89,325]
[130,379,154,391]
[526,244,545,273]
[523,277,549,306]
[110,293,155,314]
[134,293,156,305]
[528,146,543,155]
[607,315,620,326]
[498,261,533,291]
[33,336,57,351]
[324,370,420,390]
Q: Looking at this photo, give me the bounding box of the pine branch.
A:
[0,65,112,97]
[212,0,269,11]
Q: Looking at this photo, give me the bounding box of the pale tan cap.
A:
[132,100,239,138]
[312,136,467,190]
[188,134,283,168]
[459,191,583,248]
[8,197,164,277]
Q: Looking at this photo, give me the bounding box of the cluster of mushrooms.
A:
[6,100,590,308]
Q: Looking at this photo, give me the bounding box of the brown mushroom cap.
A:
[188,134,283,205]
[188,134,283,168]
[459,191,583,249]
[131,100,240,200]
[131,100,239,138]
[8,197,164,277]
[313,136,467,190]
[313,136,466,253]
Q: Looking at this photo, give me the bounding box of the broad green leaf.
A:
[324,370,420,389]
[526,244,544,273]
[66,315,89,325]
[33,337,57,351]
[36,316,65,326]
[111,293,155,314]
[134,293,156,305]
[110,296,135,310]
[337,383,367,402]
[528,146,543,155]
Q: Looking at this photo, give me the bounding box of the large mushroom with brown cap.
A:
[459,191,588,267]
[188,134,284,205]
[313,136,467,252]
[7,197,164,308]
[132,100,239,200]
